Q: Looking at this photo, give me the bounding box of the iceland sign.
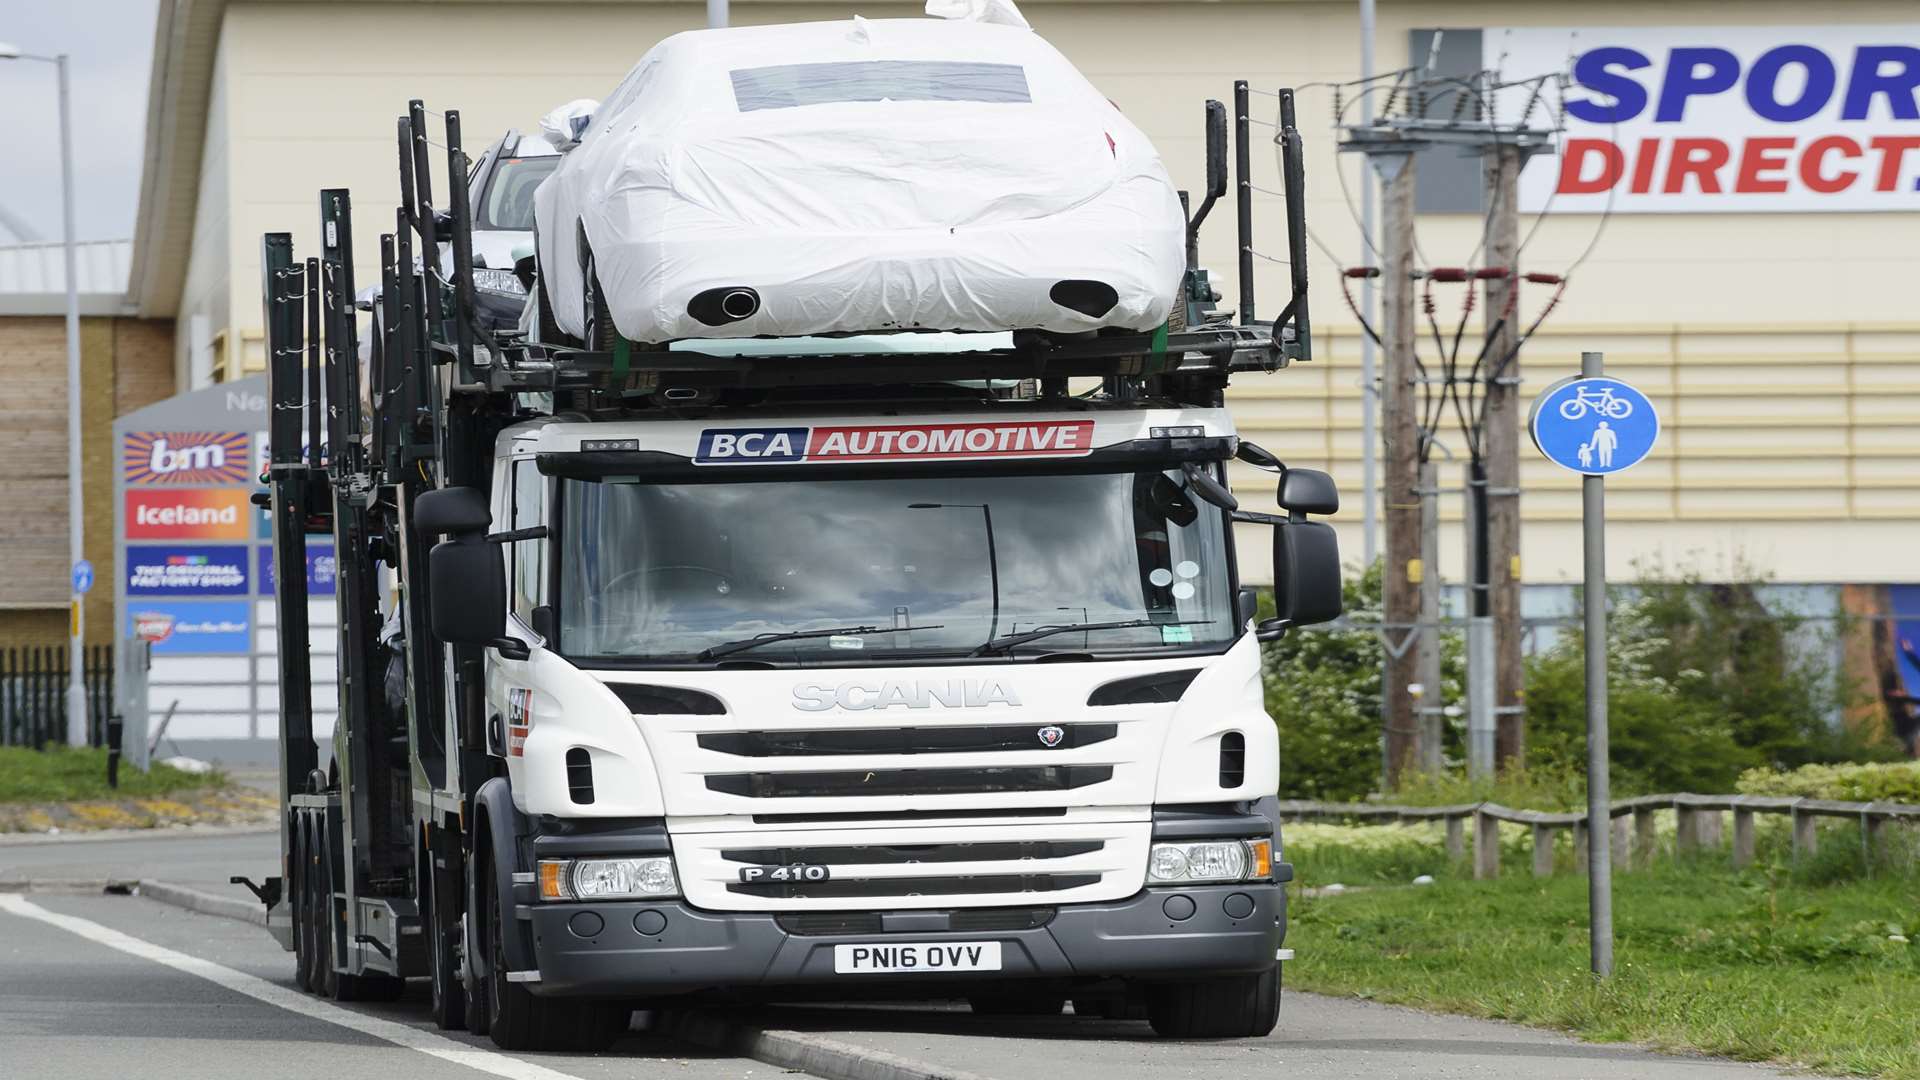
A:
[1492,25,1920,212]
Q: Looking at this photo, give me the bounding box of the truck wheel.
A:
[1146,965,1280,1039]
[968,994,1066,1017]
[316,862,338,1000]
[318,843,404,1004]
[581,244,617,353]
[482,841,625,1051]
[427,855,467,1030]
[291,827,314,993]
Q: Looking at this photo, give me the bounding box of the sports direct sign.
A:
[694,420,1096,465]
[1497,26,1920,212]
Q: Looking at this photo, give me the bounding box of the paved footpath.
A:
[0,830,1809,1080]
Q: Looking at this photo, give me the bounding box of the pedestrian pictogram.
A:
[1529,376,1659,477]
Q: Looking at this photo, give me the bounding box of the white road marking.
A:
[0,894,588,1080]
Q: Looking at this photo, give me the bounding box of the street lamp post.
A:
[908,503,1000,642]
[1,44,87,747]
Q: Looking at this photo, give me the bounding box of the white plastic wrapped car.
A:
[533,12,1186,346]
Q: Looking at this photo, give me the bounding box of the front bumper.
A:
[525,875,1288,999]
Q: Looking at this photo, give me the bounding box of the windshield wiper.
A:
[697,624,944,662]
[969,619,1209,658]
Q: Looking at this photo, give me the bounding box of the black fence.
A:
[0,644,116,749]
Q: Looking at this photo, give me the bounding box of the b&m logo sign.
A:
[123,431,252,485]
[1496,26,1920,213]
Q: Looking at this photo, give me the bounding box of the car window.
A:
[477,155,560,231]
[729,60,1031,112]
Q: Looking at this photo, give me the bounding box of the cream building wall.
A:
[166,0,1919,587]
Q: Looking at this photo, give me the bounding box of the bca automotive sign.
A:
[1493,25,1920,212]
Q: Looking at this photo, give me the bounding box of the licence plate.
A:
[833,941,1002,974]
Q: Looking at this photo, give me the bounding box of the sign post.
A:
[1529,352,1659,978]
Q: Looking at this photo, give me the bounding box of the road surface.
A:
[1,830,1801,1080]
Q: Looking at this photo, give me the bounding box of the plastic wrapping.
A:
[538,98,600,151]
[536,14,1185,343]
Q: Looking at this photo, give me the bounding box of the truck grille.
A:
[719,839,1104,864]
[729,872,1101,900]
[705,765,1112,799]
[698,722,1117,757]
[672,818,1150,912]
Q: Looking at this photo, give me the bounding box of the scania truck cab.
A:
[424,400,1339,1041]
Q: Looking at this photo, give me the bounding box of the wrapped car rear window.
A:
[730,60,1031,111]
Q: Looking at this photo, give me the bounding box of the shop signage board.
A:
[114,375,337,753]
[1489,25,1920,212]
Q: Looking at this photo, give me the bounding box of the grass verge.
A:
[1286,851,1920,1078]
[0,746,227,804]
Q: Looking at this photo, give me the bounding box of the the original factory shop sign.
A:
[1492,25,1920,212]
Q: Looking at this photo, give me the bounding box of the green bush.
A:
[1736,760,1920,803]
[1262,558,1877,802]
[1262,564,1442,801]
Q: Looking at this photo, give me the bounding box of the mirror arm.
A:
[1231,509,1284,526]
[1235,440,1284,472]
[486,525,549,544]
[489,637,532,661]
[1182,461,1239,511]
[1255,618,1292,643]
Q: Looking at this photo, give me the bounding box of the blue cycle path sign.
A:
[1529,376,1659,476]
[73,559,94,595]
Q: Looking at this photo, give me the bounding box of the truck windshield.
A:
[556,467,1235,665]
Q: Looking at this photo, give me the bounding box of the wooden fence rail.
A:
[1277,794,1920,879]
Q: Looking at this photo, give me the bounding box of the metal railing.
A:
[0,644,116,749]
[1278,794,1920,879]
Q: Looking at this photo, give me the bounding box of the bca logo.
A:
[695,427,808,465]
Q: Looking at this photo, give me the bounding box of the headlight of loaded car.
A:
[472,267,527,297]
[1146,838,1273,885]
[537,857,679,901]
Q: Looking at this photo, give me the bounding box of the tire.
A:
[483,841,626,1052]
[580,242,617,353]
[317,856,339,1000]
[291,827,314,994]
[968,994,1066,1017]
[535,273,566,347]
[427,854,467,1031]
[1146,965,1280,1039]
[316,832,404,1004]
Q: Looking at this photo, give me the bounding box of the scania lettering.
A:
[241,60,1329,1053]
[791,678,1023,712]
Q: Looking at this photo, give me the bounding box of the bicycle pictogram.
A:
[1557,385,1634,421]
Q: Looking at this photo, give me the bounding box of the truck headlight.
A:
[472,267,528,297]
[1147,838,1273,885]
[537,857,678,901]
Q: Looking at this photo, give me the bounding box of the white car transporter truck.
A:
[237,29,1339,1053]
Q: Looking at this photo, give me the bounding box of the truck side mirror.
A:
[1204,99,1229,201]
[1277,468,1339,517]
[414,486,492,536]
[428,537,507,647]
[1259,520,1342,641]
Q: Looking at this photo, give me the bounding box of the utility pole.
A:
[1483,144,1525,770]
[1357,0,1379,568]
[1415,459,1444,772]
[1379,152,1419,788]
